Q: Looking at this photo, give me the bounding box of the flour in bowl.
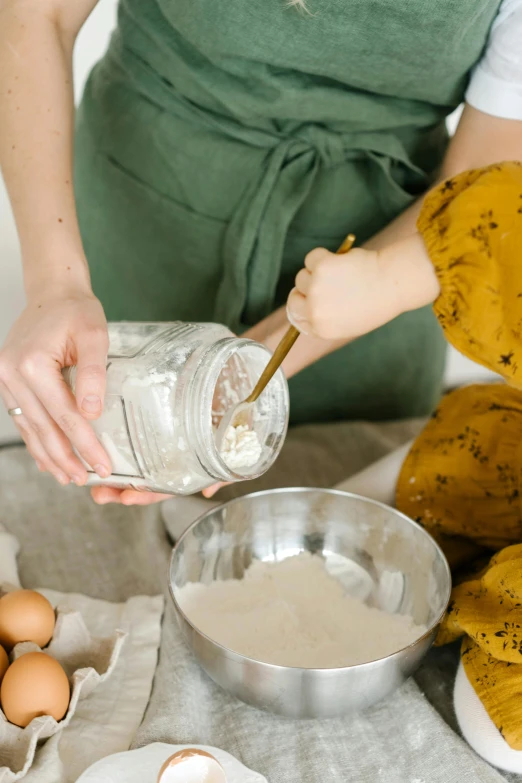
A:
[176,552,426,668]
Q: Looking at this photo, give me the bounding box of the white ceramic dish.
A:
[77,742,267,783]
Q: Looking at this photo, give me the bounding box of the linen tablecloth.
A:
[1,418,519,783]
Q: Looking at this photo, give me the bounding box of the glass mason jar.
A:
[63,322,289,495]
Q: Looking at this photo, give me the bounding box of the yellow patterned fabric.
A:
[418,161,522,387]
[396,384,522,565]
[396,164,522,749]
[439,544,522,751]
[396,384,522,749]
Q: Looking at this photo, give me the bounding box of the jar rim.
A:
[186,337,289,481]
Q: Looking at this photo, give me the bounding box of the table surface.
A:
[1,421,519,783]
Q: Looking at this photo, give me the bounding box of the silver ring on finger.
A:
[8,407,23,417]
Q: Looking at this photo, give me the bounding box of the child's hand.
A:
[286,236,440,341]
[286,246,396,340]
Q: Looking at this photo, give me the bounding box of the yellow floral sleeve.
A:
[417,161,522,386]
[437,544,522,750]
[395,383,522,568]
[396,383,522,749]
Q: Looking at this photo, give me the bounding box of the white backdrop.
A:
[0,0,490,443]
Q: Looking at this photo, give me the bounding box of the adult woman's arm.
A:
[247,105,522,376]
[0,0,112,484]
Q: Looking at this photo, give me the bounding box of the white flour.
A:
[176,552,426,668]
[219,424,262,471]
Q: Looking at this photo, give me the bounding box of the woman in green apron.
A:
[0,0,520,501]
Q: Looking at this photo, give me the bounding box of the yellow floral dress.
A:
[396,161,522,748]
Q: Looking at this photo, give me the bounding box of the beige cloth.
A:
[0,528,163,783]
[1,419,520,783]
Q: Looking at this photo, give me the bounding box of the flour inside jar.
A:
[219,424,263,471]
[63,322,289,494]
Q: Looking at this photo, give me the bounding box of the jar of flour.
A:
[63,322,289,494]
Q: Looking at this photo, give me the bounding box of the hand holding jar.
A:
[0,281,112,487]
[67,322,289,505]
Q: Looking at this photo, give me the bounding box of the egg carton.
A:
[0,585,127,783]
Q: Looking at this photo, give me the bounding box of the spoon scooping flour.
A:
[176,552,426,668]
[219,424,262,471]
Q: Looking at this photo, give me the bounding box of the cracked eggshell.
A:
[158,749,227,783]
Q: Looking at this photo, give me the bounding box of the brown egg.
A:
[0,590,55,650]
[0,645,8,685]
[0,652,70,727]
[158,749,227,783]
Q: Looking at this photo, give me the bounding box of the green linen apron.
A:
[75,0,501,425]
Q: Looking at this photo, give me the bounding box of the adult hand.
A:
[90,486,171,505]
[0,282,112,486]
[90,484,225,505]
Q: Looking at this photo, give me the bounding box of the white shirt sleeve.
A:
[465,0,522,120]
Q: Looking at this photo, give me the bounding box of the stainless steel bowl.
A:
[169,488,451,719]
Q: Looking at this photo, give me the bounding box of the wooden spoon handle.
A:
[246,233,356,404]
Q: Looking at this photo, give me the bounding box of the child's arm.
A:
[288,161,522,388]
[286,234,440,340]
[249,107,522,380]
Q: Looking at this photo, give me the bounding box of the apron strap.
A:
[215,137,318,328]
[215,126,429,330]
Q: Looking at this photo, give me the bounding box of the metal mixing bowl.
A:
[169,488,451,719]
